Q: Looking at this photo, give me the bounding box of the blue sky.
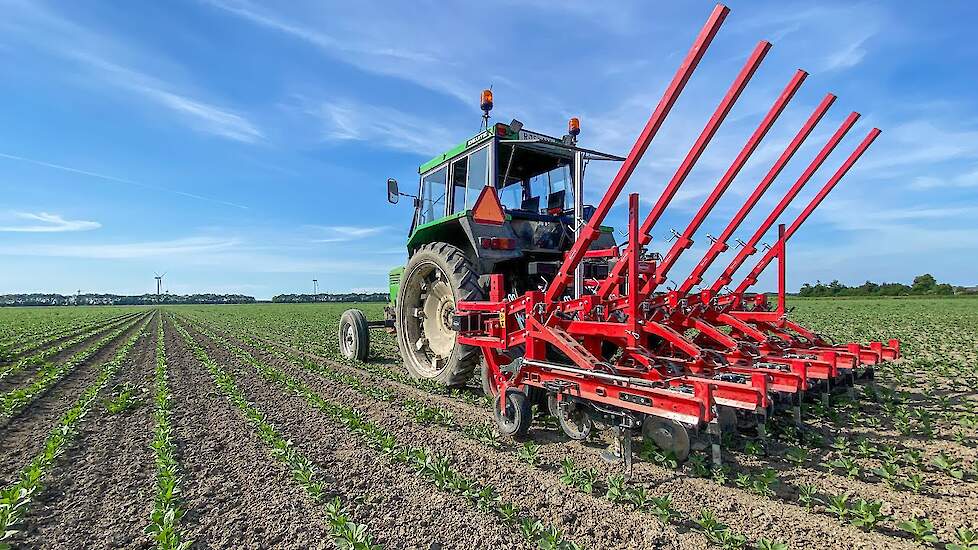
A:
[1,1,976,299]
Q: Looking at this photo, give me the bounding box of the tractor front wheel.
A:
[395,243,484,387]
[338,309,369,361]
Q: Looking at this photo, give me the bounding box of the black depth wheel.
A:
[494,389,531,437]
[548,394,594,440]
[642,417,691,461]
[338,309,369,361]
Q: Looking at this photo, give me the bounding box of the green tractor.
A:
[339,104,622,392]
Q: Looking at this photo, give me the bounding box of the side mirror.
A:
[387,178,399,204]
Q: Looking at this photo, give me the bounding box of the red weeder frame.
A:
[455,3,900,462]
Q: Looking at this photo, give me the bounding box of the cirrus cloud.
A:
[0,212,101,233]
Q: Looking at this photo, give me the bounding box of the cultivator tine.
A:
[679,92,836,295]
[708,419,722,466]
[732,128,882,295]
[595,39,772,300]
[546,3,730,303]
[710,111,861,294]
[642,69,806,295]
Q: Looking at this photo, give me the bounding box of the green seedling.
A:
[797,483,818,509]
[897,518,939,544]
[104,383,143,415]
[946,527,978,550]
[517,441,541,466]
[849,498,888,531]
[826,492,850,520]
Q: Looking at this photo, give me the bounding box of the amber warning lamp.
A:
[480,88,493,129]
[568,117,580,136]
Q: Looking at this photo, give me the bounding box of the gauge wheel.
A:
[642,417,691,461]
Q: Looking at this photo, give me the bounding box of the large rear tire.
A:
[395,242,484,387]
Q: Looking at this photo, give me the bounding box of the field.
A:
[0,298,975,550]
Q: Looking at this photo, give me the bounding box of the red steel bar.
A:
[627,193,640,346]
[596,39,772,299]
[733,127,882,294]
[678,92,835,295]
[643,68,807,294]
[709,111,861,294]
[776,223,786,314]
[546,3,730,303]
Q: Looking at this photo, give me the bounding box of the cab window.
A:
[419,166,447,224]
[450,146,489,214]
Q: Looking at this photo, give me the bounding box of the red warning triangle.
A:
[471,186,505,225]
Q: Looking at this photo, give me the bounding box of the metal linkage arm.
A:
[733,127,881,294]
[709,111,861,294]
[596,38,771,299]
[677,93,835,295]
[644,68,807,294]
[546,4,730,303]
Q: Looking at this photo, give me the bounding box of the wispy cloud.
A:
[64,50,264,144]
[307,224,390,243]
[0,236,240,259]
[0,212,101,233]
[1,1,262,144]
[203,0,472,104]
[310,100,455,156]
[822,32,873,71]
[0,151,249,210]
[908,169,978,190]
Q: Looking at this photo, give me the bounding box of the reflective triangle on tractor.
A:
[472,186,505,225]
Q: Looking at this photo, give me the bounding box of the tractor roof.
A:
[418,122,623,174]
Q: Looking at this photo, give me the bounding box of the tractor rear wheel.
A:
[396,242,484,387]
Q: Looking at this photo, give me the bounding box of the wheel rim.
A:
[343,325,355,354]
[644,418,691,460]
[495,393,518,431]
[558,403,593,440]
[400,262,458,377]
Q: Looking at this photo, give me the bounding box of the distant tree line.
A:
[272,293,388,303]
[798,274,972,297]
[0,293,256,307]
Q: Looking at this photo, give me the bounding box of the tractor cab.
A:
[394,120,623,284]
[373,98,623,388]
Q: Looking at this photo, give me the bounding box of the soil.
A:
[0,312,141,393]
[0,312,151,485]
[21,312,160,548]
[4,304,974,550]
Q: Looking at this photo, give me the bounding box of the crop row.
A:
[0,312,140,383]
[189,316,828,548]
[0,313,148,420]
[1,311,140,363]
[170,317,383,550]
[177,316,582,550]
[0,314,152,543]
[178,303,977,546]
[0,307,135,351]
[145,317,191,550]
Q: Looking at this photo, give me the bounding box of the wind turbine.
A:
[154,272,166,303]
